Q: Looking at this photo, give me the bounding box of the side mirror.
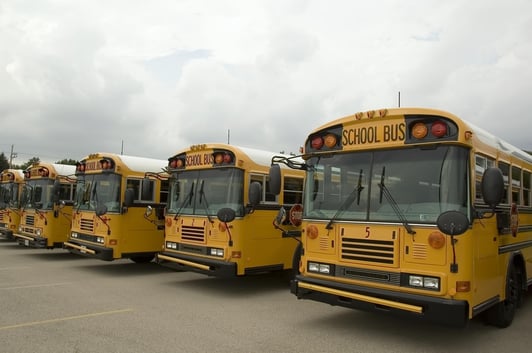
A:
[52,180,61,203]
[436,211,469,236]
[248,181,261,208]
[217,208,236,223]
[95,204,108,216]
[269,164,281,195]
[124,188,135,207]
[481,167,504,209]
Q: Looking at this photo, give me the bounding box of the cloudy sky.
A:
[1,0,531,165]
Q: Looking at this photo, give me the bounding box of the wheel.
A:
[484,265,520,328]
[130,255,154,263]
[291,243,302,279]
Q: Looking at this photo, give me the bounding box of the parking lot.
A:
[1,240,531,353]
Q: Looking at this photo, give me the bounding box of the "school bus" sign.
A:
[342,121,406,147]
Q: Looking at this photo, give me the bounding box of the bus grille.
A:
[0,214,4,222]
[25,215,35,226]
[341,238,395,265]
[181,225,205,242]
[80,218,94,232]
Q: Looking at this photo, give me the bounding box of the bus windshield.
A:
[304,145,469,224]
[21,180,55,210]
[74,174,121,213]
[167,168,244,217]
[0,183,20,208]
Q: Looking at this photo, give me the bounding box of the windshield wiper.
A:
[174,181,195,220]
[377,166,416,235]
[326,169,364,229]
[198,180,213,223]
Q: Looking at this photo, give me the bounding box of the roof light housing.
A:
[405,116,458,143]
[305,125,342,153]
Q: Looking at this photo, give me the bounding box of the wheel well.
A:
[510,253,526,291]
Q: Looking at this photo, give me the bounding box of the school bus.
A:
[0,169,25,240]
[269,107,532,328]
[63,153,168,262]
[14,163,76,248]
[157,143,304,277]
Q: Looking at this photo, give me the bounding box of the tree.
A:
[19,157,40,170]
[0,153,9,171]
[55,158,78,165]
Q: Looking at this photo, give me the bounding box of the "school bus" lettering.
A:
[186,153,214,167]
[342,123,406,146]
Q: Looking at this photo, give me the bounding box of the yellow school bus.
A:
[63,153,168,262]
[157,143,304,277]
[14,163,76,248]
[0,169,25,240]
[269,107,532,327]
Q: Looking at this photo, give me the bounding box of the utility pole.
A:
[9,144,17,168]
[398,91,401,107]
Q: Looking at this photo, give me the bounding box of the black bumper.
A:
[15,235,48,248]
[157,251,237,277]
[64,241,114,261]
[291,275,468,327]
[0,229,14,240]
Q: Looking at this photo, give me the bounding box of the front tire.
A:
[484,265,520,328]
[291,243,302,279]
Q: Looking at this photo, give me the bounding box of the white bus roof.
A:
[96,153,168,173]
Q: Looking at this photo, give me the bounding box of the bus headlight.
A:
[71,232,78,238]
[36,229,42,236]
[209,248,224,257]
[308,261,333,275]
[407,274,440,291]
[166,241,177,250]
[97,237,104,244]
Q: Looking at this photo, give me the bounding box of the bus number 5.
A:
[365,226,370,238]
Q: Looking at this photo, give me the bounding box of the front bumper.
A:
[63,240,114,261]
[291,275,468,327]
[157,251,237,277]
[14,233,48,248]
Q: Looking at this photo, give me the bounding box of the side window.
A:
[58,183,75,201]
[283,177,303,205]
[524,171,531,206]
[140,179,155,202]
[474,154,495,201]
[159,179,169,204]
[250,174,277,203]
[126,179,141,201]
[498,162,510,205]
[511,166,521,204]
